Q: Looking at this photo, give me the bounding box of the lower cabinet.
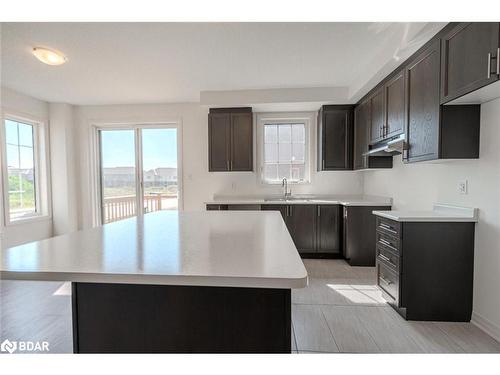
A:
[375,216,475,321]
[316,205,341,255]
[343,206,392,266]
[261,204,341,256]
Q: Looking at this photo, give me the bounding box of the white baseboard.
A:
[471,311,500,343]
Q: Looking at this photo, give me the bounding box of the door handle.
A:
[317,206,321,217]
[379,276,393,286]
[226,160,230,170]
[487,52,492,79]
[497,48,500,75]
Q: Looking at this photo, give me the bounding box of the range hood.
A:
[364,134,407,157]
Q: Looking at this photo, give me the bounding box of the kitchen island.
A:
[0,211,307,353]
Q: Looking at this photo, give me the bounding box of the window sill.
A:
[6,215,52,227]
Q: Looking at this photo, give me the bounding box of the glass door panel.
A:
[141,128,178,213]
[100,130,137,224]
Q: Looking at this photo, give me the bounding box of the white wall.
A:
[363,97,500,340]
[0,87,53,247]
[49,103,79,235]
[74,103,363,229]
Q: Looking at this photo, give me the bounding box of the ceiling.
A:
[1,22,446,106]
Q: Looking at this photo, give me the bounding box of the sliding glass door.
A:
[99,126,178,224]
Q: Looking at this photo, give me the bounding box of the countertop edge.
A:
[372,211,478,223]
[0,271,309,290]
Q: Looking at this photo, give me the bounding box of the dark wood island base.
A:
[72,282,291,353]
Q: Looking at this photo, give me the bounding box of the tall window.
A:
[258,113,312,184]
[4,119,38,220]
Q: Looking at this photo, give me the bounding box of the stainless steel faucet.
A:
[282,178,291,198]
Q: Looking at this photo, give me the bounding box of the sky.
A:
[101,128,177,170]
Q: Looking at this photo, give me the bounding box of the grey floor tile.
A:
[434,322,500,353]
[321,305,381,353]
[292,304,339,353]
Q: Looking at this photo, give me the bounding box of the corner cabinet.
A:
[441,22,500,104]
[208,107,253,172]
[261,204,341,256]
[317,105,353,171]
[353,99,393,170]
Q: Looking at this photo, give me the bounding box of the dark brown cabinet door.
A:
[318,106,353,170]
[230,113,253,171]
[385,71,405,138]
[369,87,385,144]
[405,39,441,163]
[317,205,341,254]
[208,113,231,171]
[441,22,500,104]
[287,205,317,253]
[354,100,370,170]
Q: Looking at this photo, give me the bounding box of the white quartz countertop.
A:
[205,195,392,207]
[0,211,308,289]
[372,204,478,222]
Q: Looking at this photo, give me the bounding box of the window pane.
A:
[5,120,18,145]
[291,164,305,181]
[278,164,291,180]
[278,124,291,143]
[18,123,34,147]
[291,124,305,143]
[264,125,278,143]
[264,143,278,163]
[278,142,291,162]
[19,146,35,169]
[292,142,304,163]
[100,130,137,224]
[5,119,37,220]
[142,128,178,213]
[264,164,278,181]
[6,144,19,168]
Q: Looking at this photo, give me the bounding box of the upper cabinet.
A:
[369,87,385,144]
[384,71,406,138]
[405,40,441,162]
[353,99,393,170]
[208,107,253,172]
[441,23,500,104]
[317,105,353,171]
[404,39,481,163]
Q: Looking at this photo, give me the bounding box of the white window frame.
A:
[89,121,183,227]
[0,113,52,225]
[256,112,315,185]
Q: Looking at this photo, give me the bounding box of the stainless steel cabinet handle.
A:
[317,206,321,217]
[378,253,396,267]
[379,276,393,286]
[487,52,492,79]
[497,48,500,75]
[379,223,397,234]
[226,160,230,170]
[379,238,392,246]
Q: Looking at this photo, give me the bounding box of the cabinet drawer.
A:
[377,261,399,302]
[376,217,401,238]
[377,244,400,272]
[376,231,401,254]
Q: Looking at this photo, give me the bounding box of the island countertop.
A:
[0,211,308,289]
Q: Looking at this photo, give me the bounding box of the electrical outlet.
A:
[458,180,468,195]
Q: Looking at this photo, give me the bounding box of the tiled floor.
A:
[1,259,500,354]
[291,259,500,353]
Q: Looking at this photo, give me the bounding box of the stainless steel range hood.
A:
[363,134,407,157]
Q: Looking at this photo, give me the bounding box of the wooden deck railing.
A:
[103,194,165,223]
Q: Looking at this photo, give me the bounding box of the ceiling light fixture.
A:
[32,47,68,66]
